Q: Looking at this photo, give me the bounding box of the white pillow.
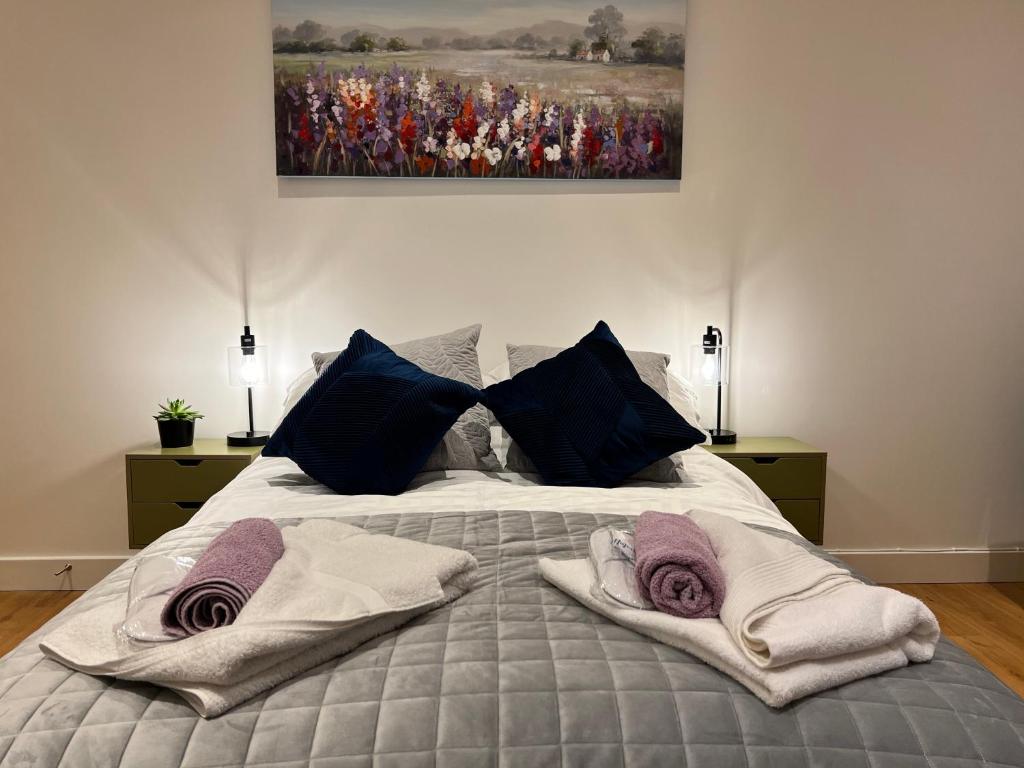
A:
[668,370,709,441]
[483,362,510,426]
[482,361,509,387]
[274,367,318,430]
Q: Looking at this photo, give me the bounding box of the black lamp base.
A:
[227,431,270,447]
[709,429,737,445]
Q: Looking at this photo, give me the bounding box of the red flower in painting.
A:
[469,156,492,177]
[583,126,602,163]
[453,97,478,142]
[651,126,664,155]
[298,111,314,144]
[416,155,436,175]
[529,136,544,172]
[399,112,417,154]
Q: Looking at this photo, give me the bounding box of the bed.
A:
[1,449,1022,767]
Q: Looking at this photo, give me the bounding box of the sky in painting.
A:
[271,0,686,35]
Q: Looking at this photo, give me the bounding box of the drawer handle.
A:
[752,457,780,465]
[174,502,203,510]
[174,459,203,467]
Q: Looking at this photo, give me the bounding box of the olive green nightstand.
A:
[126,439,262,549]
[703,437,827,544]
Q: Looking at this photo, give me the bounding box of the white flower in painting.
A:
[471,122,492,158]
[445,130,471,161]
[479,80,497,104]
[512,97,530,125]
[424,136,439,155]
[511,138,527,161]
[497,118,511,142]
[544,145,562,163]
[569,110,586,160]
[543,104,558,127]
[483,147,502,166]
[356,77,371,104]
[647,141,654,155]
[415,72,431,101]
[306,79,315,95]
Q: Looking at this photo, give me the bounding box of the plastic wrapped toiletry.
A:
[588,527,652,609]
[119,555,196,642]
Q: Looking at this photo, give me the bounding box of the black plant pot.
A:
[157,419,195,449]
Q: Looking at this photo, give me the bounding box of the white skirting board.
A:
[830,548,1024,583]
[0,549,1021,590]
[0,557,129,591]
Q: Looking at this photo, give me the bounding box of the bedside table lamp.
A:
[691,325,737,445]
[227,325,270,447]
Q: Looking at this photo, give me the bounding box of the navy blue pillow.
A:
[483,322,705,487]
[264,329,480,495]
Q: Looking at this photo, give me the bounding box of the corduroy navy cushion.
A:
[263,329,480,495]
[483,321,705,487]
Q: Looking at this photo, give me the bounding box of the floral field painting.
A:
[272,0,686,179]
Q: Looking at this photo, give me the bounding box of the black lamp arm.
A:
[702,325,723,352]
[241,325,255,354]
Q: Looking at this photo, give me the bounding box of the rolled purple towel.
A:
[634,510,725,619]
[160,518,284,638]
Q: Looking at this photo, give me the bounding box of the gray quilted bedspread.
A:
[1,511,1022,768]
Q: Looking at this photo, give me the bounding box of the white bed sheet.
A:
[188,448,799,537]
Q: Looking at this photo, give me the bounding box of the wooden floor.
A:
[1,585,1022,697]
[0,591,82,657]
[887,582,1024,698]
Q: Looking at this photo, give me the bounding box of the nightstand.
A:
[703,437,827,544]
[126,439,262,548]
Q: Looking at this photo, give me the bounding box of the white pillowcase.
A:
[482,361,509,387]
[274,367,318,430]
[667,370,709,442]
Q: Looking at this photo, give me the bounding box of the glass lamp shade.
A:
[690,344,730,387]
[227,345,269,387]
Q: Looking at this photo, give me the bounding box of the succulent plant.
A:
[154,398,204,422]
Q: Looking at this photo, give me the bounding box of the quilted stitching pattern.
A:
[2,512,1022,768]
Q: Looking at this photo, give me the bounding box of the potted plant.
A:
[154,399,204,448]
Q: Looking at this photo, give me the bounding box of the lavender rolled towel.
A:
[634,510,725,619]
[160,518,284,638]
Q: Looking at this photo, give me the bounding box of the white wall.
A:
[715,0,1024,559]
[1,0,1021,584]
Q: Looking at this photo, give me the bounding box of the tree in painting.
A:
[272,0,686,179]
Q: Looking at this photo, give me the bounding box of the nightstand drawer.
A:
[129,458,249,503]
[774,499,822,544]
[720,456,824,500]
[129,502,203,548]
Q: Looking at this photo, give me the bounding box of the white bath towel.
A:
[540,511,939,708]
[689,509,938,669]
[41,519,478,717]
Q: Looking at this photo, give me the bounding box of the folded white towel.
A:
[41,519,478,717]
[688,509,939,670]
[540,510,939,708]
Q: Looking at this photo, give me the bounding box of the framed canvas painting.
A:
[272,0,686,179]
